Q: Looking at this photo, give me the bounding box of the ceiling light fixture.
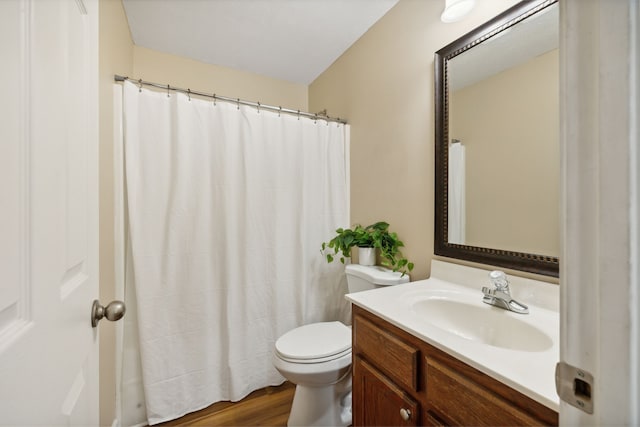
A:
[441,0,476,23]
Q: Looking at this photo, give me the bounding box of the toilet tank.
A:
[345,264,410,293]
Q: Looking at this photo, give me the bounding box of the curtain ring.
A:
[314,113,318,124]
[257,102,261,114]
[237,98,240,110]
[278,106,282,117]
[297,110,300,120]
[138,78,142,93]
[166,84,170,98]
[187,89,191,102]
[212,94,217,107]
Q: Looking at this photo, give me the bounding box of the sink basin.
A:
[411,297,553,352]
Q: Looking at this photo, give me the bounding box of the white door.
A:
[560,0,640,425]
[0,0,100,425]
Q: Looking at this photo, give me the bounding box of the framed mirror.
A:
[434,0,559,277]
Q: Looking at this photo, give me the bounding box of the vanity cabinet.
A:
[352,305,558,427]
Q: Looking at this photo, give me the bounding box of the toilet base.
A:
[287,372,352,427]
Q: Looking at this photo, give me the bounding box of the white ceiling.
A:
[122,0,399,85]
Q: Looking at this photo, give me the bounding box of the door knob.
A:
[91,299,126,327]
[400,408,412,421]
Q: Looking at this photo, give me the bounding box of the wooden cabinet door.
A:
[354,356,419,427]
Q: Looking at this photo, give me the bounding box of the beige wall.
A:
[451,49,559,256]
[309,0,520,280]
[133,46,308,111]
[99,1,133,426]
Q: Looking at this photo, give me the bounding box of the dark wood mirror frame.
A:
[434,0,559,277]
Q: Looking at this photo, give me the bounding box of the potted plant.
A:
[321,221,414,276]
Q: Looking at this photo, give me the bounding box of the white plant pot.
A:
[358,247,376,266]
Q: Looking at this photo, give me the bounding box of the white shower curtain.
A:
[121,81,350,425]
[448,142,465,244]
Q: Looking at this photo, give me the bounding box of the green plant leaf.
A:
[321,221,413,276]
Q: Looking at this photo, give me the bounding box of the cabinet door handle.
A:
[400,408,412,421]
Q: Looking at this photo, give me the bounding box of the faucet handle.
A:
[489,270,510,291]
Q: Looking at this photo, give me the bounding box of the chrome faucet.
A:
[481,271,529,314]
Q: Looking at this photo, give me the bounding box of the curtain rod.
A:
[114,75,347,125]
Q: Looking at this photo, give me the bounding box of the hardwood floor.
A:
[156,382,295,427]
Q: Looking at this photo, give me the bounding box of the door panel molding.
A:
[0,0,32,352]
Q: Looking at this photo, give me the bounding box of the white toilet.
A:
[273,264,410,426]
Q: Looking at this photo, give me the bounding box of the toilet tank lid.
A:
[345,264,410,286]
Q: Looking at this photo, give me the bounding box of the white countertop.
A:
[345,260,560,411]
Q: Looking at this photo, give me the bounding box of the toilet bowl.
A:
[273,321,353,427]
[273,264,409,426]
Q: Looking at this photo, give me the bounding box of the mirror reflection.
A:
[435,0,559,276]
[447,3,559,256]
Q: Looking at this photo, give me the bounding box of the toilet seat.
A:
[275,321,352,364]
